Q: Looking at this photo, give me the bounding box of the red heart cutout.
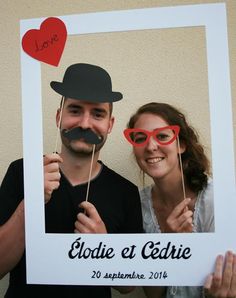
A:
[22,17,67,66]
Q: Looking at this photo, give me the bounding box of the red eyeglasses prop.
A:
[123,125,180,147]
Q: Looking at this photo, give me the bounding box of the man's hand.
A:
[166,198,193,233]
[74,201,107,234]
[44,153,63,204]
[204,251,236,297]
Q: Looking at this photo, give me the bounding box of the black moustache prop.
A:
[61,128,103,145]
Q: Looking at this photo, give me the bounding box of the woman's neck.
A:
[152,170,196,206]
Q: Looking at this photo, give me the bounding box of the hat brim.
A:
[50,81,123,103]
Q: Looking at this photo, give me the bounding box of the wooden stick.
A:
[85,144,96,202]
[177,135,186,200]
[54,96,65,153]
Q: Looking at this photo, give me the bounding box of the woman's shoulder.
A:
[139,185,153,201]
[194,178,214,232]
[199,178,214,204]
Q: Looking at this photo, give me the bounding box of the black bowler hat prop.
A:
[50,63,123,102]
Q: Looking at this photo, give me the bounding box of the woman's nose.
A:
[146,136,158,151]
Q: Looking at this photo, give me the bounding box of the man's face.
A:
[56,98,114,156]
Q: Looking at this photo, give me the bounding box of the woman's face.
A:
[132,113,185,181]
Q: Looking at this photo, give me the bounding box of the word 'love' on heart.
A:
[22,17,67,67]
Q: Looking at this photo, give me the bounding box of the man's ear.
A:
[56,108,61,128]
[107,116,115,134]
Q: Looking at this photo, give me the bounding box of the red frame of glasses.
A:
[123,125,180,147]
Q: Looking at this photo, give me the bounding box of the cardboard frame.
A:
[20,3,236,286]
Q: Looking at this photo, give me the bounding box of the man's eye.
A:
[93,112,105,119]
[94,113,103,118]
[69,109,80,114]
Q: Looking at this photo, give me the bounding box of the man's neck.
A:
[59,147,101,186]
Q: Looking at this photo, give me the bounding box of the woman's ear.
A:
[178,141,186,154]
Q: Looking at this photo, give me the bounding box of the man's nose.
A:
[78,113,91,129]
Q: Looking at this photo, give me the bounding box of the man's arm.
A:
[0,154,61,279]
[0,200,25,279]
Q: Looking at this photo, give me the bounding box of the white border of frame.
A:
[20,3,236,286]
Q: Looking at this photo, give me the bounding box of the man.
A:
[0,63,143,297]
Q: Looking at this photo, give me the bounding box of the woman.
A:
[124,102,236,298]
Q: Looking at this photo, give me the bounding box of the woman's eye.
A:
[157,133,169,139]
[156,133,172,143]
[133,133,147,144]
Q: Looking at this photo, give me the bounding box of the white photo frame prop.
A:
[20,3,236,286]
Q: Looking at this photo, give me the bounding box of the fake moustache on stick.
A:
[62,127,103,144]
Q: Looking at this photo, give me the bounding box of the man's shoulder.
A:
[3,158,24,179]
[8,158,24,170]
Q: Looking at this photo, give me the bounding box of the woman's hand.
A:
[204,251,236,297]
[166,198,193,233]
